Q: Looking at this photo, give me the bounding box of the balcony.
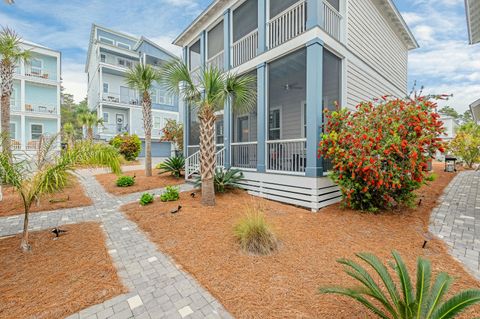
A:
[25,103,57,115]
[25,67,56,81]
[268,1,307,49]
[11,139,21,150]
[102,92,139,106]
[100,53,138,70]
[102,123,129,135]
[206,51,225,71]
[10,99,21,111]
[231,141,257,169]
[232,29,258,68]
[267,138,307,173]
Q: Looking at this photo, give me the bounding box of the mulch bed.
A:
[0,177,92,218]
[123,163,480,318]
[0,222,126,319]
[95,169,184,196]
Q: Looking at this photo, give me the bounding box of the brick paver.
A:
[430,170,480,280]
[0,168,231,319]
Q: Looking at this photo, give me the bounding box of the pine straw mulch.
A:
[0,222,126,319]
[123,163,480,319]
[0,177,92,218]
[95,169,184,196]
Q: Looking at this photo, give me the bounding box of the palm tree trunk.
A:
[87,127,93,141]
[142,92,153,177]
[199,110,217,206]
[1,94,11,156]
[20,205,31,252]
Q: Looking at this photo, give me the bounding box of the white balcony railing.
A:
[25,103,57,114]
[25,67,55,80]
[10,99,20,111]
[266,138,307,173]
[268,0,306,49]
[232,29,258,67]
[206,51,225,71]
[102,123,129,135]
[11,139,21,150]
[323,0,342,41]
[100,53,138,70]
[26,140,40,151]
[231,141,257,169]
[102,92,140,106]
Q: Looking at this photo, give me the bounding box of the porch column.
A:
[258,0,267,53]
[182,47,189,158]
[200,30,206,67]
[223,9,232,168]
[256,62,267,172]
[306,0,324,30]
[224,9,231,70]
[305,38,324,177]
[20,115,26,150]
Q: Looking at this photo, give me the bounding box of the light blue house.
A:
[85,25,180,157]
[9,41,61,153]
[175,0,418,211]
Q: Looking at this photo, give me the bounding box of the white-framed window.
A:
[31,124,43,140]
[103,112,109,123]
[9,122,16,139]
[158,90,174,106]
[103,82,109,93]
[117,42,131,50]
[117,57,133,68]
[99,36,114,45]
[150,89,157,104]
[100,53,106,63]
[30,58,43,75]
[268,107,281,140]
[153,116,162,129]
[10,87,16,106]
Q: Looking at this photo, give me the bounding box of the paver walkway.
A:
[430,170,480,280]
[0,169,231,319]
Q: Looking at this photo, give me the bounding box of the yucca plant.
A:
[157,156,185,178]
[194,168,244,193]
[319,251,480,319]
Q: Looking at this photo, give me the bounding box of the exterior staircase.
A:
[185,147,225,181]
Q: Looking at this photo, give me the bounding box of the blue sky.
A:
[1,0,478,112]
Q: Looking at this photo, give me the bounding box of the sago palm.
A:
[126,63,160,177]
[157,156,185,178]
[78,111,103,141]
[319,251,480,319]
[0,27,30,156]
[0,136,121,252]
[161,61,255,206]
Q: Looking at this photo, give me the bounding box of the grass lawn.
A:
[95,169,184,196]
[0,222,126,319]
[123,164,480,318]
[0,177,92,218]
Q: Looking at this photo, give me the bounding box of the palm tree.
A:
[162,61,255,206]
[0,27,30,156]
[126,63,160,177]
[78,111,103,141]
[0,135,121,252]
[62,122,75,149]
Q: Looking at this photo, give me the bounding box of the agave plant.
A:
[195,168,244,193]
[319,251,480,319]
[157,156,185,178]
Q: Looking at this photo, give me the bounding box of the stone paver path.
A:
[430,170,480,280]
[0,169,231,319]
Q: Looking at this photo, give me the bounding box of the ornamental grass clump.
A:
[234,207,278,255]
[318,95,446,212]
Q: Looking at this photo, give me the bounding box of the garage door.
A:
[139,141,171,157]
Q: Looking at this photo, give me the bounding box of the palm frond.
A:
[126,63,161,93]
[225,72,257,115]
[416,257,432,318]
[429,290,480,319]
[423,273,453,319]
[392,250,415,317]
[160,59,200,104]
[0,27,31,64]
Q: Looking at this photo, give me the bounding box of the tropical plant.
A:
[139,192,154,206]
[234,206,278,255]
[0,27,30,156]
[72,141,122,174]
[449,122,480,168]
[318,96,446,212]
[161,119,184,153]
[161,61,255,206]
[0,136,121,252]
[78,111,103,141]
[319,251,480,319]
[195,168,244,193]
[126,63,160,177]
[110,133,141,161]
[160,186,180,202]
[116,175,135,187]
[63,122,75,149]
[157,156,185,178]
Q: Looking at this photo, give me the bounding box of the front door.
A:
[116,114,125,133]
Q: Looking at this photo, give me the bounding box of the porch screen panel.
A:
[188,106,200,147]
[326,0,340,10]
[232,71,257,143]
[208,21,224,59]
[323,49,341,111]
[233,0,258,42]
[189,40,201,70]
[270,0,300,18]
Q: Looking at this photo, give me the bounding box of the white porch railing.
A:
[216,147,225,168]
[185,150,200,178]
[232,29,258,67]
[266,138,307,173]
[26,140,40,151]
[11,139,21,150]
[207,51,225,71]
[268,0,306,49]
[187,145,200,156]
[232,142,257,169]
[323,0,342,41]
[102,92,140,106]
[25,103,57,114]
[25,67,55,80]
[102,123,129,135]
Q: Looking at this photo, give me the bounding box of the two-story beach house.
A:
[175,0,418,211]
[85,25,180,157]
[8,41,61,154]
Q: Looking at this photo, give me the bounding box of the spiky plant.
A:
[63,122,76,149]
[161,61,255,206]
[319,251,480,319]
[157,156,185,178]
[77,111,103,141]
[195,168,244,193]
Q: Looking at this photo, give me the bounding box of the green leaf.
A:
[430,289,480,319]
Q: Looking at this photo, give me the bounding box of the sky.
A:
[0,0,478,113]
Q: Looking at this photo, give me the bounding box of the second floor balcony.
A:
[25,103,58,115]
[99,52,139,70]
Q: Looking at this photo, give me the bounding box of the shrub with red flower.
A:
[318,96,446,212]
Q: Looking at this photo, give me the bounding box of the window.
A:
[9,123,16,139]
[30,58,43,75]
[31,124,43,140]
[153,116,162,129]
[99,36,114,45]
[158,90,174,106]
[189,40,201,71]
[103,83,109,93]
[117,42,131,50]
[117,57,132,68]
[103,112,109,123]
[10,87,16,106]
[100,54,106,62]
[237,116,249,142]
[268,108,281,140]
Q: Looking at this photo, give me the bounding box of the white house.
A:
[466,0,480,45]
[175,0,418,211]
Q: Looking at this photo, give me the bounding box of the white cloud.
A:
[61,61,87,103]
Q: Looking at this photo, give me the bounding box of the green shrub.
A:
[157,156,185,178]
[195,168,244,193]
[139,193,154,206]
[234,207,278,255]
[319,251,480,319]
[425,172,438,182]
[160,186,180,202]
[116,175,135,187]
[110,133,141,161]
